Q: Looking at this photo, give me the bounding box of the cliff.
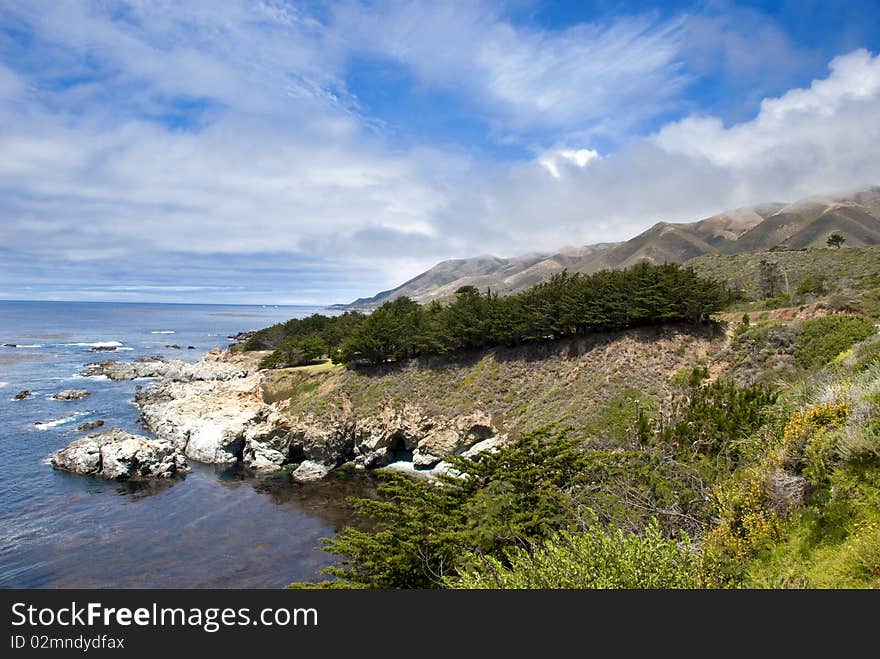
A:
[77,322,723,482]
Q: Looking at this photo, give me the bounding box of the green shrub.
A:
[733,313,751,338]
[845,521,880,582]
[260,335,327,369]
[291,429,591,589]
[795,273,828,298]
[655,378,777,463]
[793,315,877,370]
[450,519,701,589]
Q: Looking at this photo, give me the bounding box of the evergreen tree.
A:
[826,232,846,249]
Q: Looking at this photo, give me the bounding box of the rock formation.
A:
[80,352,251,382]
[77,419,105,432]
[50,428,188,480]
[82,351,507,482]
[52,389,91,400]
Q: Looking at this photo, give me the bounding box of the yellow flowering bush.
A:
[701,470,783,585]
[779,401,850,483]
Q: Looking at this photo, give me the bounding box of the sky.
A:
[1,0,880,305]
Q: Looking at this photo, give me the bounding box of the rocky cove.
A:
[53,348,508,482]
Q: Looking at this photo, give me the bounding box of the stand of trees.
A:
[248,262,732,368]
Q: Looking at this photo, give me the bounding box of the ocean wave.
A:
[34,411,89,431]
[0,382,8,389]
[150,330,175,334]
[67,374,109,381]
[6,344,43,348]
[65,341,123,348]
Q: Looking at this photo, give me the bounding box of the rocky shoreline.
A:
[58,348,507,481]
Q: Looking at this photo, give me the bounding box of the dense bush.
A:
[337,263,729,365]
[450,519,701,589]
[651,376,777,464]
[288,373,779,589]
[793,315,877,370]
[701,469,784,586]
[255,262,730,368]
[258,335,327,369]
[291,429,591,589]
[244,311,366,354]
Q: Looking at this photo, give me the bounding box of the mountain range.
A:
[344,186,880,307]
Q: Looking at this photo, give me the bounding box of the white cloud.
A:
[441,49,880,257]
[0,1,460,273]
[1,1,879,303]
[650,49,880,198]
[539,148,600,178]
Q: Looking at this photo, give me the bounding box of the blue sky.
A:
[1,0,879,304]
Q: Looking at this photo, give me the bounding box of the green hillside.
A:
[265,240,880,590]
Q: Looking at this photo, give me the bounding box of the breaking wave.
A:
[34,411,89,431]
[66,341,124,348]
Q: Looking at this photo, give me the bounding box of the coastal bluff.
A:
[78,349,509,481]
[70,323,717,482]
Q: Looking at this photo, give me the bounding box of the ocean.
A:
[0,300,373,588]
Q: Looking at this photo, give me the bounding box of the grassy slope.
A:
[263,324,723,440]
[688,245,880,301]
[266,246,880,588]
[744,355,880,588]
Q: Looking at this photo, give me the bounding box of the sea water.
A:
[0,301,373,588]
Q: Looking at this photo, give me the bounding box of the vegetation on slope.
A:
[688,245,880,310]
[289,371,779,589]
[266,324,720,438]
[250,262,730,368]
[742,362,880,588]
[268,244,880,589]
[285,313,879,589]
[721,313,879,385]
[792,315,877,370]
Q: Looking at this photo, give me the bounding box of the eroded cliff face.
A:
[86,323,720,482]
[92,352,508,481]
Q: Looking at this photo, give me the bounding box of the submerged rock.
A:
[13,390,32,400]
[50,428,188,480]
[291,460,333,482]
[77,419,105,432]
[52,389,91,400]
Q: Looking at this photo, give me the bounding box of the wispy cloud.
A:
[332,0,687,138]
